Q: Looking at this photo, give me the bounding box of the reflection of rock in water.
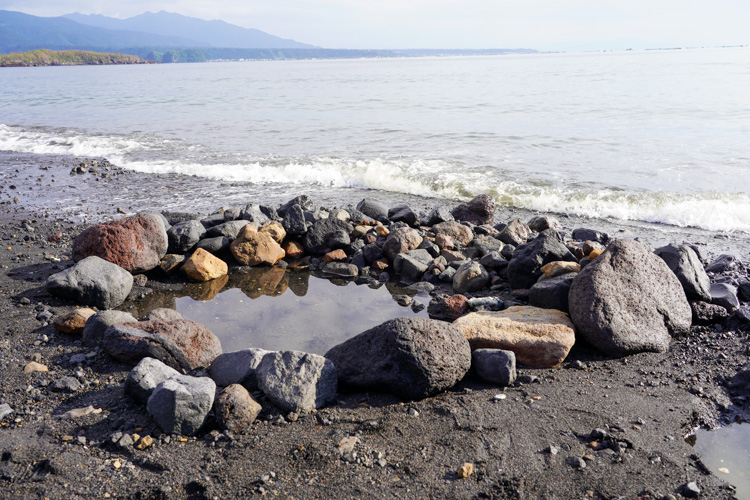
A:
[288,271,309,297]
[186,274,229,301]
[229,266,289,299]
[123,290,177,319]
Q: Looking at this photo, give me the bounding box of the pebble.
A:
[407,408,419,417]
[0,403,13,420]
[565,456,586,469]
[457,462,474,479]
[23,361,48,373]
[493,394,507,401]
[59,405,100,420]
[682,481,701,498]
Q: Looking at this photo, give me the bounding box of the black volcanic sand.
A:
[0,151,748,499]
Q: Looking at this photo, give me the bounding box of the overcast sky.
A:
[2,0,748,51]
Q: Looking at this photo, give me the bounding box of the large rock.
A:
[388,204,420,227]
[208,348,273,389]
[654,244,711,302]
[147,374,216,436]
[432,221,473,247]
[425,206,454,226]
[278,195,315,217]
[325,317,471,400]
[303,218,354,255]
[125,357,181,404]
[507,229,577,289]
[72,213,168,273]
[393,249,433,281]
[167,220,206,254]
[282,204,308,237]
[527,215,561,232]
[454,306,576,368]
[46,256,133,309]
[181,248,228,282]
[529,274,575,313]
[214,384,262,432]
[498,219,530,246]
[382,227,423,261]
[568,239,691,357]
[240,204,271,225]
[230,226,285,266]
[256,351,338,412]
[206,220,249,239]
[356,198,389,220]
[451,194,495,226]
[452,261,490,293]
[102,319,222,370]
[82,310,138,347]
[427,294,470,321]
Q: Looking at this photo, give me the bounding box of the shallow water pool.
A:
[691,423,750,498]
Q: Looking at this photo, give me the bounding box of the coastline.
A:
[0,151,747,498]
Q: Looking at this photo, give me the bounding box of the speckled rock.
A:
[46,256,133,310]
[214,384,262,432]
[181,248,228,281]
[256,351,338,412]
[230,226,285,266]
[53,308,96,335]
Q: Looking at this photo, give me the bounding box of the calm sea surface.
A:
[1,47,749,231]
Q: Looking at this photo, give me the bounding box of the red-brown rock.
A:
[427,294,470,321]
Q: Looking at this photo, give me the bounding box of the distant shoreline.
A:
[0,49,157,67]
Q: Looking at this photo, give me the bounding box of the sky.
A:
[2,0,749,51]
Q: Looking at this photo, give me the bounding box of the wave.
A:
[2,123,748,233]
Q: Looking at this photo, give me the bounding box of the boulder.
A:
[382,227,423,261]
[102,319,222,370]
[181,248,228,282]
[256,351,338,412]
[571,228,608,244]
[259,221,286,244]
[303,218,354,255]
[568,239,691,357]
[125,357,181,404]
[72,213,168,273]
[195,236,231,254]
[654,244,711,302]
[230,226,285,266]
[527,215,561,232]
[452,261,490,293]
[147,374,216,436]
[282,204,308,237]
[240,203,271,225]
[167,220,206,254]
[388,204,420,227]
[451,194,495,226]
[321,262,359,279]
[325,317,471,400]
[427,294,470,321]
[205,220,249,239]
[393,249,433,281]
[215,384,262,432]
[472,349,517,386]
[507,230,577,290]
[46,256,133,309]
[711,283,740,312]
[53,308,96,335]
[706,254,739,274]
[529,274,575,313]
[82,310,138,347]
[208,348,273,390]
[356,198,389,220]
[432,221,473,247]
[425,206,454,226]
[498,219,530,246]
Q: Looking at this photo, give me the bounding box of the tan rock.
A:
[215,384,262,432]
[351,225,372,239]
[283,241,305,259]
[230,230,285,266]
[259,221,286,244]
[541,261,581,279]
[375,225,390,237]
[432,221,473,247]
[53,308,96,335]
[24,361,48,373]
[453,306,575,368]
[371,259,389,271]
[435,233,455,250]
[458,462,474,479]
[187,274,229,301]
[589,249,603,260]
[323,249,347,263]
[182,248,228,282]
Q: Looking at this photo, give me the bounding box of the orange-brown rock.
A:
[182,248,228,281]
[53,308,96,335]
[323,249,348,263]
[375,225,390,237]
[432,221,473,247]
[589,249,603,260]
[283,241,305,259]
[540,261,580,279]
[230,228,285,266]
[371,259,389,271]
[259,221,286,244]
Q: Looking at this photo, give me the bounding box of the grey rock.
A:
[681,481,700,498]
[82,310,138,347]
[655,244,711,301]
[356,198,389,220]
[205,220,249,239]
[382,227,423,261]
[222,206,243,221]
[711,283,740,312]
[451,194,495,226]
[467,297,504,311]
[404,281,435,295]
[199,213,226,228]
[527,215,561,232]
[125,357,181,404]
[256,351,338,412]
[69,353,86,365]
[417,239,440,258]
[706,254,739,274]
[50,376,82,393]
[439,266,457,282]
[362,243,384,264]
[736,280,750,302]
[208,348,273,390]
[282,204,308,237]
[453,261,490,293]
[147,374,216,436]
[507,230,577,290]
[0,403,14,420]
[278,195,315,217]
[321,262,359,279]
[303,218,354,255]
[46,256,133,310]
[388,204,420,227]
[473,235,503,256]
[325,317,471,400]
[195,236,231,254]
[568,239,692,357]
[393,249,433,281]
[529,274,575,313]
[571,228,608,244]
[142,308,184,322]
[472,349,516,386]
[498,219,530,246]
[479,251,507,270]
[240,204,270,225]
[728,367,750,397]
[167,220,206,254]
[500,244,515,260]
[162,211,202,226]
[566,456,586,469]
[425,206,454,226]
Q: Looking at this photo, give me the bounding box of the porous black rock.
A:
[507,230,577,290]
[654,243,711,302]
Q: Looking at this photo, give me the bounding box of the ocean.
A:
[1,46,749,232]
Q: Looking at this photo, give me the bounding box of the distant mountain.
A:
[63,11,316,49]
[0,10,202,53]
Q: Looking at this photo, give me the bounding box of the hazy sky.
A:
[3,0,749,51]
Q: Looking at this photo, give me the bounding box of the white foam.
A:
[0,124,146,158]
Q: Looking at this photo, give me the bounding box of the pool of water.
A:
[691,423,750,498]
[126,267,430,354]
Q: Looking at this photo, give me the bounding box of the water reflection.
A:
[691,424,750,497]
[125,267,429,355]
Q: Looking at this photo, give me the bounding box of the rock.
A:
[102,319,222,370]
[159,254,186,275]
[453,261,490,293]
[728,367,750,397]
[457,462,474,479]
[259,221,286,244]
[240,204,271,225]
[356,198,389,220]
[432,221,473,247]
[706,254,739,274]
[50,376,82,393]
[143,308,185,323]
[200,213,226,228]
[425,206,454,226]
[527,215,561,232]
[82,310,138,347]
[330,208,350,222]
[382,227,423,261]
[325,317,471,400]
[681,481,700,498]
[323,249,348,263]
[208,348,273,390]
[427,294,470,321]
[282,204,308,237]
[451,194,495,226]
[472,235,503,256]
[566,456,586,470]
[529,274,575,313]
[230,226,285,266]
[568,239,691,357]
[278,195,315,217]
[321,262,359,279]
[53,308,96,335]
[691,301,729,324]
[46,256,133,309]
[215,384,262,432]
[498,219,530,246]
[362,243,384,264]
[181,248,228,281]
[167,220,206,254]
[0,404,13,420]
[147,373,216,436]
[571,228,608,244]
[256,351,337,412]
[283,240,305,259]
[711,283,740,312]
[195,236,231,254]
[472,349,517,386]
[72,213,168,273]
[540,261,580,279]
[507,230,577,290]
[654,244,711,302]
[205,220,249,239]
[303,218,354,255]
[23,361,48,373]
[393,249,433,281]
[454,306,576,368]
[125,357,181,404]
[388,204,420,227]
[467,297,504,311]
[479,251,507,270]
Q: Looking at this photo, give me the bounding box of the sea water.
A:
[1,47,749,231]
